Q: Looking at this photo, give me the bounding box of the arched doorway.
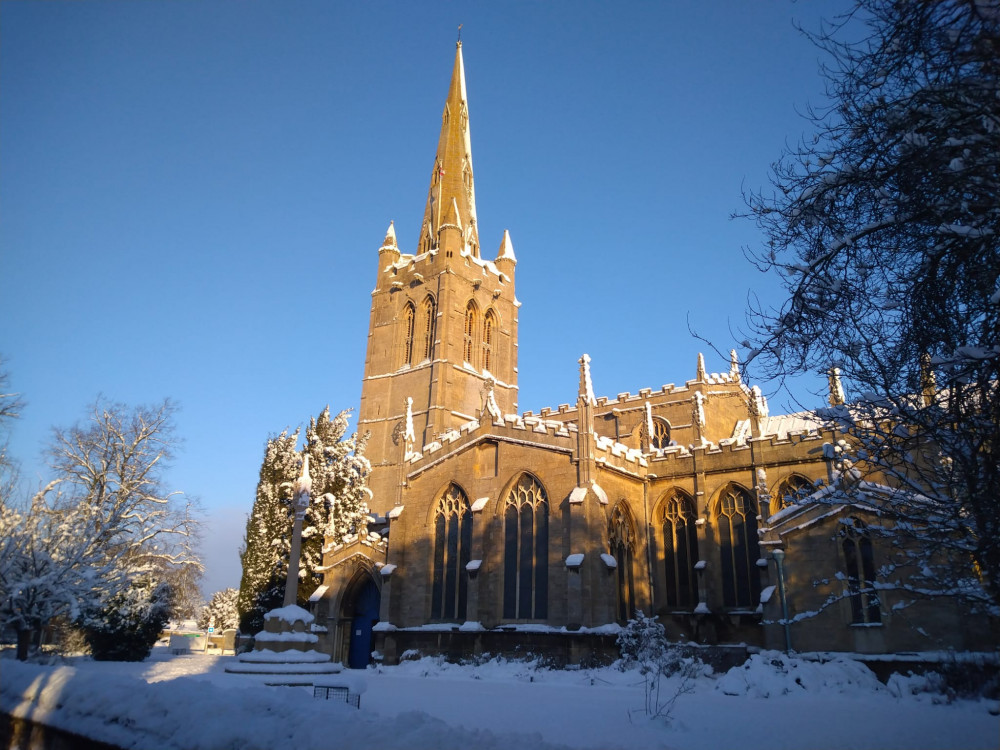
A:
[341,573,380,669]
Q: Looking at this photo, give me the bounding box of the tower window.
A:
[717,485,761,609]
[661,490,699,609]
[503,474,548,620]
[463,302,477,366]
[401,302,415,367]
[431,484,472,621]
[482,310,496,373]
[422,296,436,361]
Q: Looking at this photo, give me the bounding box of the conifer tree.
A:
[236,409,369,633]
[236,429,299,634]
[302,407,371,576]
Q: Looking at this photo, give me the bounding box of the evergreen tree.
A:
[236,410,370,634]
[198,587,239,631]
[302,407,371,579]
[236,429,299,634]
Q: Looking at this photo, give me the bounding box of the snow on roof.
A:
[565,553,584,568]
[466,559,482,571]
[308,585,328,602]
[757,411,825,439]
[600,553,617,570]
[380,564,397,577]
[387,505,404,519]
[263,605,314,626]
[568,487,587,504]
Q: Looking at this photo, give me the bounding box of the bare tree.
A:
[740,1,999,607]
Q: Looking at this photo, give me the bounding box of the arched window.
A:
[609,503,636,622]
[463,302,477,366]
[431,484,472,621]
[774,474,815,511]
[660,490,699,609]
[717,484,761,609]
[401,302,415,367]
[482,310,497,373]
[503,474,548,620]
[422,296,436,361]
[841,518,881,624]
[651,418,671,450]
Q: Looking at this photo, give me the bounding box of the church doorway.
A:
[341,573,380,669]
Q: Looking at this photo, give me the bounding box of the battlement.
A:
[404,410,577,477]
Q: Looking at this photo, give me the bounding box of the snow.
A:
[236,648,332,663]
[470,497,490,512]
[565,553,585,568]
[590,481,608,505]
[264,604,314,626]
[254,631,319,643]
[600,553,617,569]
[3,648,996,750]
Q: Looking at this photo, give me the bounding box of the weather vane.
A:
[458,24,462,43]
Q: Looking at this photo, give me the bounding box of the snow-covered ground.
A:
[2,646,997,750]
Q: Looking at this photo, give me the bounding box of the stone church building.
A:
[312,43,993,668]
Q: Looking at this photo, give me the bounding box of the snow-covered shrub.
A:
[83,579,172,661]
[717,651,884,698]
[617,612,702,719]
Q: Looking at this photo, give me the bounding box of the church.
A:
[311,43,993,668]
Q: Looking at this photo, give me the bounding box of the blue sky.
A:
[1,0,848,597]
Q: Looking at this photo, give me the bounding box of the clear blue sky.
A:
[1,0,848,597]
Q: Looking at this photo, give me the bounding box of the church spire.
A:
[419,42,479,256]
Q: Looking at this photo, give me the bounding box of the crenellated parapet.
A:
[403,412,577,480]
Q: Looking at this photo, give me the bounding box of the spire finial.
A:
[696,352,707,381]
[457,24,462,45]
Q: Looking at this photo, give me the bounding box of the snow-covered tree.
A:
[237,407,369,633]
[198,587,239,631]
[0,398,199,660]
[302,406,371,572]
[237,429,300,633]
[82,577,173,661]
[740,1,1000,607]
[0,495,116,660]
[0,357,25,513]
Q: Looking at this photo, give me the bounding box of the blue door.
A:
[347,577,380,669]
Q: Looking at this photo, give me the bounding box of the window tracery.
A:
[503,474,548,620]
[609,503,636,622]
[717,484,761,608]
[841,518,881,625]
[660,490,699,609]
[431,484,472,620]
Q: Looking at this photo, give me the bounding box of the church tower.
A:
[358,42,519,512]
